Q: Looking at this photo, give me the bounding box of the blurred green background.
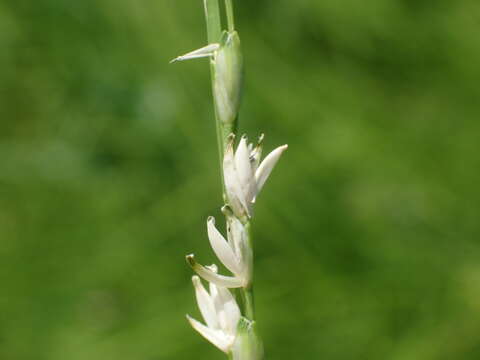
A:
[1,0,480,359]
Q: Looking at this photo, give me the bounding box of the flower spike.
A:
[180,1,285,357]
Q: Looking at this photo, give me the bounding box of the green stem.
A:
[203,0,227,194]
[239,220,255,320]
[214,113,236,199]
[203,0,222,43]
[240,287,255,320]
[225,0,235,32]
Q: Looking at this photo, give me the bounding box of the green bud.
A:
[231,317,263,360]
[213,31,243,125]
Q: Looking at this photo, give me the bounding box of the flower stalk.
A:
[172,1,287,359]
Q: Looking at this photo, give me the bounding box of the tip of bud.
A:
[186,254,196,267]
[191,275,201,286]
[221,205,234,216]
[207,216,215,224]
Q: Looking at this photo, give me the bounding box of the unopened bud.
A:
[213,31,243,125]
[232,318,263,360]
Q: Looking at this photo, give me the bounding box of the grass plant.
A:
[172,1,287,358]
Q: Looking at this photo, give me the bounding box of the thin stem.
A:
[239,220,255,320]
[225,0,235,32]
[204,0,238,197]
[203,0,222,43]
[240,287,255,320]
[203,0,227,194]
[214,106,227,195]
[214,113,237,199]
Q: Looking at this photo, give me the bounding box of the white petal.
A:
[226,216,245,261]
[186,255,244,288]
[209,283,241,335]
[207,217,241,275]
[192,276,219,329]
[238,233,253,287]
[209,281,219,301]
[223,139,247,216]
[186,315,233,353]
[235,136,256,207]
[209,283,229,334]
[226,216,251,287]
[170,43,220,63]
[249,134,264,171]
[254,144,288,199]
[215,286,241,335]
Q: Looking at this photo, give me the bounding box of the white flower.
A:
[187,273,241,353]
[224,134,288,218]
[186,215,252,288]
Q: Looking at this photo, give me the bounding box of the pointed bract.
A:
[170,43,220,63]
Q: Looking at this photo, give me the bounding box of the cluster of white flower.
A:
[185,136,287,353]
[224,134,288,219]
